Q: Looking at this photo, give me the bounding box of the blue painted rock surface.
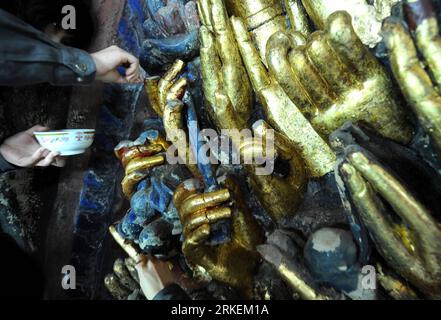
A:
[130,180,158,225]
[119,210,144,241]
[139,218,174,255]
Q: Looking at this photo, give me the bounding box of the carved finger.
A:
[122,171,149,199]
[167,77,188,103]
[301,0,390,48]
[163,100,200,177]
[125,155,165,176]
[163,99,187,156]
[109,225,144,263]
[285,0,311,37]
[173,179,202,211]
[124,258,140,283]
[231,16,271,93]
[200,26,223,115]
[306,31,356,96]
[252,120,303,162]
[158,60,186,114]
[289,31,307,46]
[404,0,441,87]
[183,207,232,235]
[113,259,139,292]
[288,45,336,113]
[240,120,307,223]
[146,130,171,152]
[346,151,441,271]
[213,92,245,130]
[145,76,162,116]
[211,0,253,120]
[211,0,240,64]
[197,0,213,31]
[116,145,165,168]
[326,11,384,80]
[266,32,314,113]
[104,274,131,300]
[179,188,231,221]
[183,224,211,251]
[240,121,278,165]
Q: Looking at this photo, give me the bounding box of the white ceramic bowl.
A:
[34,129,95,156]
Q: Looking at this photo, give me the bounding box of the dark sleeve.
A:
[0,9,96,87]
[0,153,18,174]
[153,284,191,300]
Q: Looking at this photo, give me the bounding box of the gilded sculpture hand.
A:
[264,10,413,145]
[200,0,329,178]
[221,0,336,177]
[239,119,307,224]
[383,0,441,155]
[143,56,270,295]
[209,85,307,223]
[198,0,253,131]
[173,176,264,298]
[144,60,202,178]
[116,61,195,199]
[115,131,169,199]
[198,0,413,177]
[145,59,188,118]
[331,123,441,299]
[197,0,308,223]
[231,8,413,177]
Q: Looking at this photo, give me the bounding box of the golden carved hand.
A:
[239,119,307,224]
[265,11,413,145]
[231,9,413,177]
[225,1,336,177]
[145,60,188,118]
[113,61,196,199]
[144,59,264,296]
[144,60,202,178]
[199,1,413,177]
[198,0,253,131]
[332,124,441,299]
[383,0,441,155]
[173,176,264,298]
[115,133,169,199]
[223,0,312,63]
[198,0,308,223]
